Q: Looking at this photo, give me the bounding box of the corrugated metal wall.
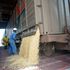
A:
[6,0,70,36]
[15,0,36,34]
[40,0,65,34]
[31,0,69,34]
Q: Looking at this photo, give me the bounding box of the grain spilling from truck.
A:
[4,27,40,70]
[19,27,40,64]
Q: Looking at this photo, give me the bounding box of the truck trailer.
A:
[6,0,70,56]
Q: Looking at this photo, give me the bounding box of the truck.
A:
[6,0,70,56]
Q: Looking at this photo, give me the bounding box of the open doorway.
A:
[0,29,5,46]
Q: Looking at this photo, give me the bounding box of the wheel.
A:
[44,43,55,56]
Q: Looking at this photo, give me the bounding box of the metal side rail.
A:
[40,34,68,43]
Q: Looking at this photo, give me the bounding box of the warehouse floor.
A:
[0,47,70,70]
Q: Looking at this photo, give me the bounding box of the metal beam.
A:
[0,3,14,8]
[0,0,17,5]
[0,9,11,12]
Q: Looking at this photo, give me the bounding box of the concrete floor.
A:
[0,47,70,70]
[39,53,70,70]
[0,47,9,70]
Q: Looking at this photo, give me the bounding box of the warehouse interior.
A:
[0,0,70,70]
[0,0,17,28]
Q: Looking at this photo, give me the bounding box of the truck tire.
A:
[44,43,55,56]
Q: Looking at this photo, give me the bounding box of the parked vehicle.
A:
[6,0,70,56]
